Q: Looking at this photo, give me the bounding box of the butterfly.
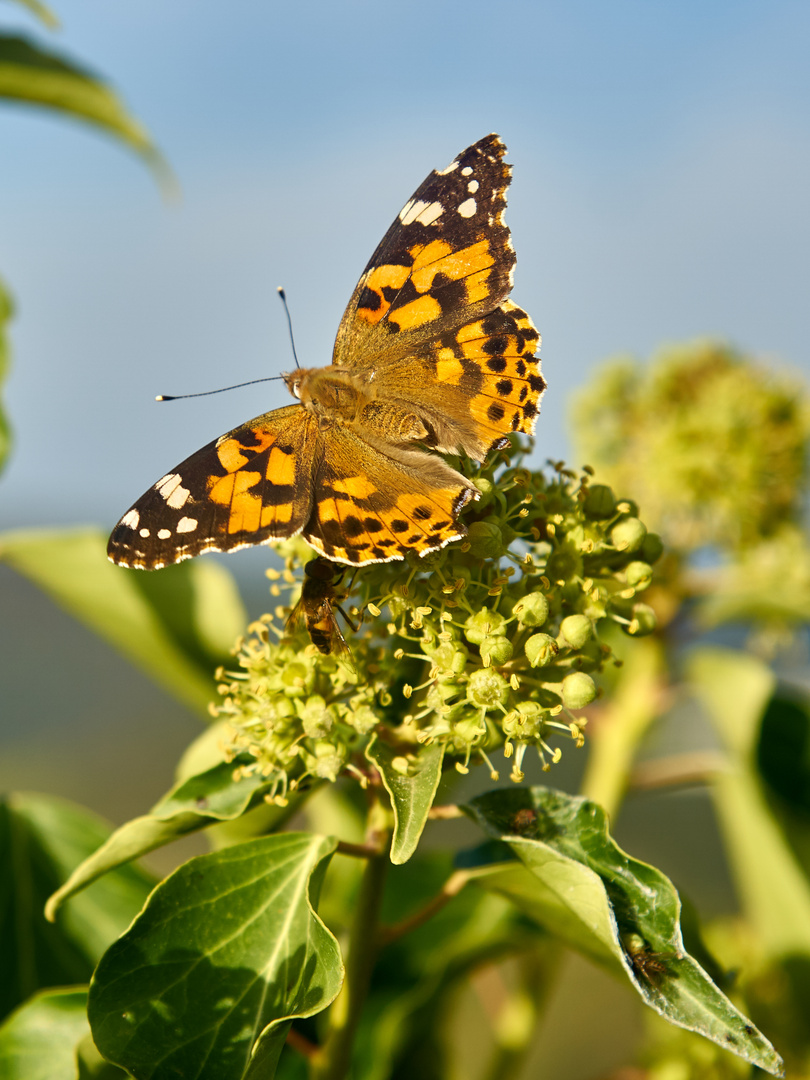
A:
[107,134,545,570]
[285,556,356,660]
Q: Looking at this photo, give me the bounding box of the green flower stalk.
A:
[214,438,660,795]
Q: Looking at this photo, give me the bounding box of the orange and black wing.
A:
[332,134,516,370]
[107,405,318,569]
[303,426,476,566]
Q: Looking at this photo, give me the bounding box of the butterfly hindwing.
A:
[303,426,476,565]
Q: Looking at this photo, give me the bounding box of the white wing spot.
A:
[177,517,199,533]
[467,179,479,193]
[436,160,459,176]
[155,473,191,509]
[416,201,443,226]
[461,166,473,176]
[157,528,172,540]
[457,198,477,218]
[400,199,443,226]
[139,528,150,538]
[121,509,140,529]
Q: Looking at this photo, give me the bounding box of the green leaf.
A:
[0,794,155,1022]
[0,34,169,181]
[465,786,784,1077]
[0,528,245,715]
[0,276,12,475]
[688,647,810,959]
[366,737,445,864]
[46,757,302,918]
[0,987,89,1080]
[4,0,60,30]
[88,834,342,1080]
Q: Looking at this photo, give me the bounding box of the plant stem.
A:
[312,798,390,1080]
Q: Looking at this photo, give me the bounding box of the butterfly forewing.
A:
[108,406,317,568]
[333,134,515,369]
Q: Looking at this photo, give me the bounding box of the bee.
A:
[286,557,358,660]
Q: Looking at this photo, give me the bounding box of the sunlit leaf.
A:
[465,786,784,1077]
[0,34,169,181]
[366,736,445,864]
[88,834,342,1080]
[0,794,155,1021]
[46,757,301,918]
[0,987,89,1080]
[0,528,245,715]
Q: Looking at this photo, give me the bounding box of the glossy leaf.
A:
[88,834,342,1080]
[46,756,301,918]
[465,786,784,1077]
[0,794,155,1022]
[0,34,168,178]
[366,736,445,864]
[0,528,245,715]
[0,987,89,1080]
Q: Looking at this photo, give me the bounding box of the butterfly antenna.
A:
[156,375,283,402]
[277,286,301,369]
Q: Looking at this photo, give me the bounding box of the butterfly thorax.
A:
[286,367,431,445]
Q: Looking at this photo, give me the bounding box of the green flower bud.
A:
[300,695,333,737]
[464,608,507,645]
[624,603,657,637]
[502,701,544,738]
[480,636,514,667]
[467,668,510,709]
[610,517,647,553]
[453,717,486,745]
[473,477,496,508]
[466,520,505,559]
[559,614,592,648]
[561,671,596,709]
[512,591,549,627]
[583,483,616,519]
[546,546,583,582]
[624,561,653,590]
[348,704,379,735]
[306,739,348,781]
[639,532,664,564]
[525,633,558,667]
[430,642,469,675]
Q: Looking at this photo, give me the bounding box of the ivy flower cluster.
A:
[214,439,661,798]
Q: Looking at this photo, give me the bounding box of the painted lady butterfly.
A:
[108,134,545,569]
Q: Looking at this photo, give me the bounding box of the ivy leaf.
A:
[0,529,245,715]
[0,794,155,1022]
[366,736,445,864]
[0,987,91,1080]
[88,834,341,1080]
[46,757,303,918]
[0,34,169,181]
[465,786,784,1077]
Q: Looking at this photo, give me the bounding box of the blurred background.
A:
[2,3,809,1075]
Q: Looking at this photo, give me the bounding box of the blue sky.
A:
[2,0,809,531]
